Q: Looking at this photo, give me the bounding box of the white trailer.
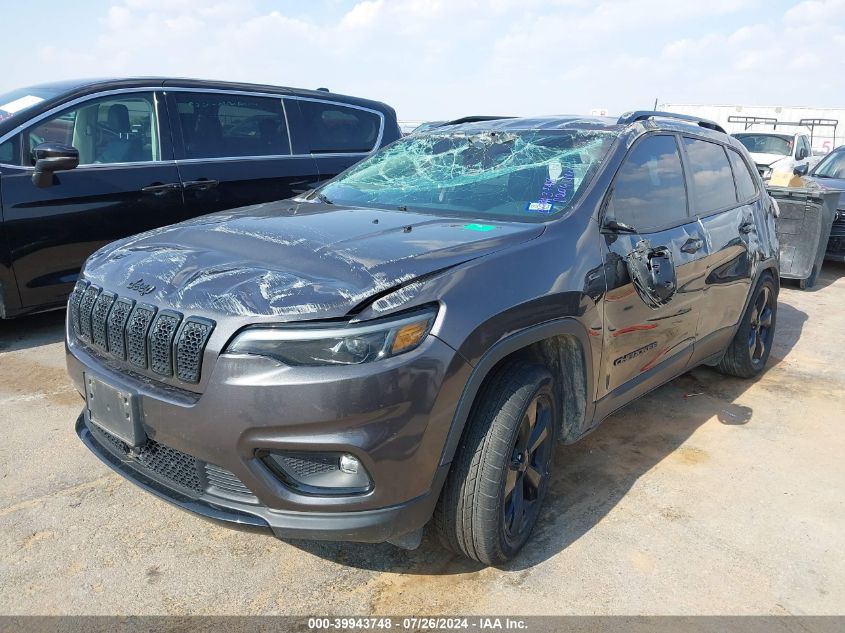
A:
[658,103,843,155]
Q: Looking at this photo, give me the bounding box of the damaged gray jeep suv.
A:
[66,111,779,564]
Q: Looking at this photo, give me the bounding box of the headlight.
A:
[225,306,437,366]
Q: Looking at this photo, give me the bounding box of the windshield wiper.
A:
[315,192,334,204]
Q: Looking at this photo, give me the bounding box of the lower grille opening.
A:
[204,463,256,500]
[88,421,256,501]
[89,422,203,495]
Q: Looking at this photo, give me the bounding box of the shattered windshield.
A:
[734,134,793,157]
[318,129,617,222]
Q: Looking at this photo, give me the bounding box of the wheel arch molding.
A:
[438,317,596,468]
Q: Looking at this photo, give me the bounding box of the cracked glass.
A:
[318,129,616,222]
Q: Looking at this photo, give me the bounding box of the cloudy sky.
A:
[2,0,843,120]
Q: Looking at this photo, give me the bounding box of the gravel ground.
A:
[1,263,844,615]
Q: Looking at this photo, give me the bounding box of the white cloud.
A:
[3,0,844,120]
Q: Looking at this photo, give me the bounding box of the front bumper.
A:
[67,331,471,543]
[76,414,448,542]
[825,221,845,262]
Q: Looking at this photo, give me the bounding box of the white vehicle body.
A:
[732,131,814,181]
[658,103,841,155]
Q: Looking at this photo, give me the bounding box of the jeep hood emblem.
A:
[127,278,156,296]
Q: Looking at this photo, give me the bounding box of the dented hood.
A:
[83,201,544,320]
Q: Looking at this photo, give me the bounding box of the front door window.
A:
[26,93,160,165]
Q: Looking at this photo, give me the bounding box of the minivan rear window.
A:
[297,100,381,154]
[173,93,291,159]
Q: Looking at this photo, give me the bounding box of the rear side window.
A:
[173,93,290,159]
[296,99,381,153]
[683,138,737,214]
[607,135,688,231]
[727,148,757,202]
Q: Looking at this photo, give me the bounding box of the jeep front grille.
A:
[69,281,214,384]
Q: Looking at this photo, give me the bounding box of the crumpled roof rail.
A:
[617,110,726,134]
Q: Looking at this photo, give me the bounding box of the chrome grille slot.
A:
[126,304,157,369]
[91,292,116,350]
[107,298,135,360]
[68,281,87,336]
[176,318,214,384]
[148,311,182,376]
[78,285,101,341]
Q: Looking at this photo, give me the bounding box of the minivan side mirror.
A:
[793,163,809,176]
[796,147,808,160]
[31,142,79,187]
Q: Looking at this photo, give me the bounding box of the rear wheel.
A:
[717,273,777,378]
[435,362,557,565]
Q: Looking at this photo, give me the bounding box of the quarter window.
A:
[682,138,737,214]
[727,148,757,202]
[607,135,688,231]
[296,99,381,154]
[26,93,159,165]
[173,93,290,159]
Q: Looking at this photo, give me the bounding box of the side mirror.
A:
[31,142,79,187]
[793,163,809,176]
[796,147,808,160]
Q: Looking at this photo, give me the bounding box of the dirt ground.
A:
[1,263,844,615]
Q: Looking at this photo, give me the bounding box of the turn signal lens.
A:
[391,320,430,354]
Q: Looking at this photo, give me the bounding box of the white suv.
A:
[732,131,812,181]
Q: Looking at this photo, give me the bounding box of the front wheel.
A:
[434,362,557,565]
[717,273,778,378]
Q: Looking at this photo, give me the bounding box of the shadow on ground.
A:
[289,301,808,574]
[780,259,845,292]
[0,309,66,353]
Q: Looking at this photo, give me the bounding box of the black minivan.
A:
[0,78,401,318]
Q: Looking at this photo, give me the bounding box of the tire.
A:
[717,272,777,378]
[434,361,558,565]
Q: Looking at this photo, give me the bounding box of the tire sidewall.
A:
[495,374,558,559]
[746,274,778,372]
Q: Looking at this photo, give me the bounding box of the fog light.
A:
[262,451,372,495]
[339,453,360,474]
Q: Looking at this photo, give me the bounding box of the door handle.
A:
[142,183,181,196]
[739,220,755,234]
[681,237,704,254]
[183,179,219,191]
